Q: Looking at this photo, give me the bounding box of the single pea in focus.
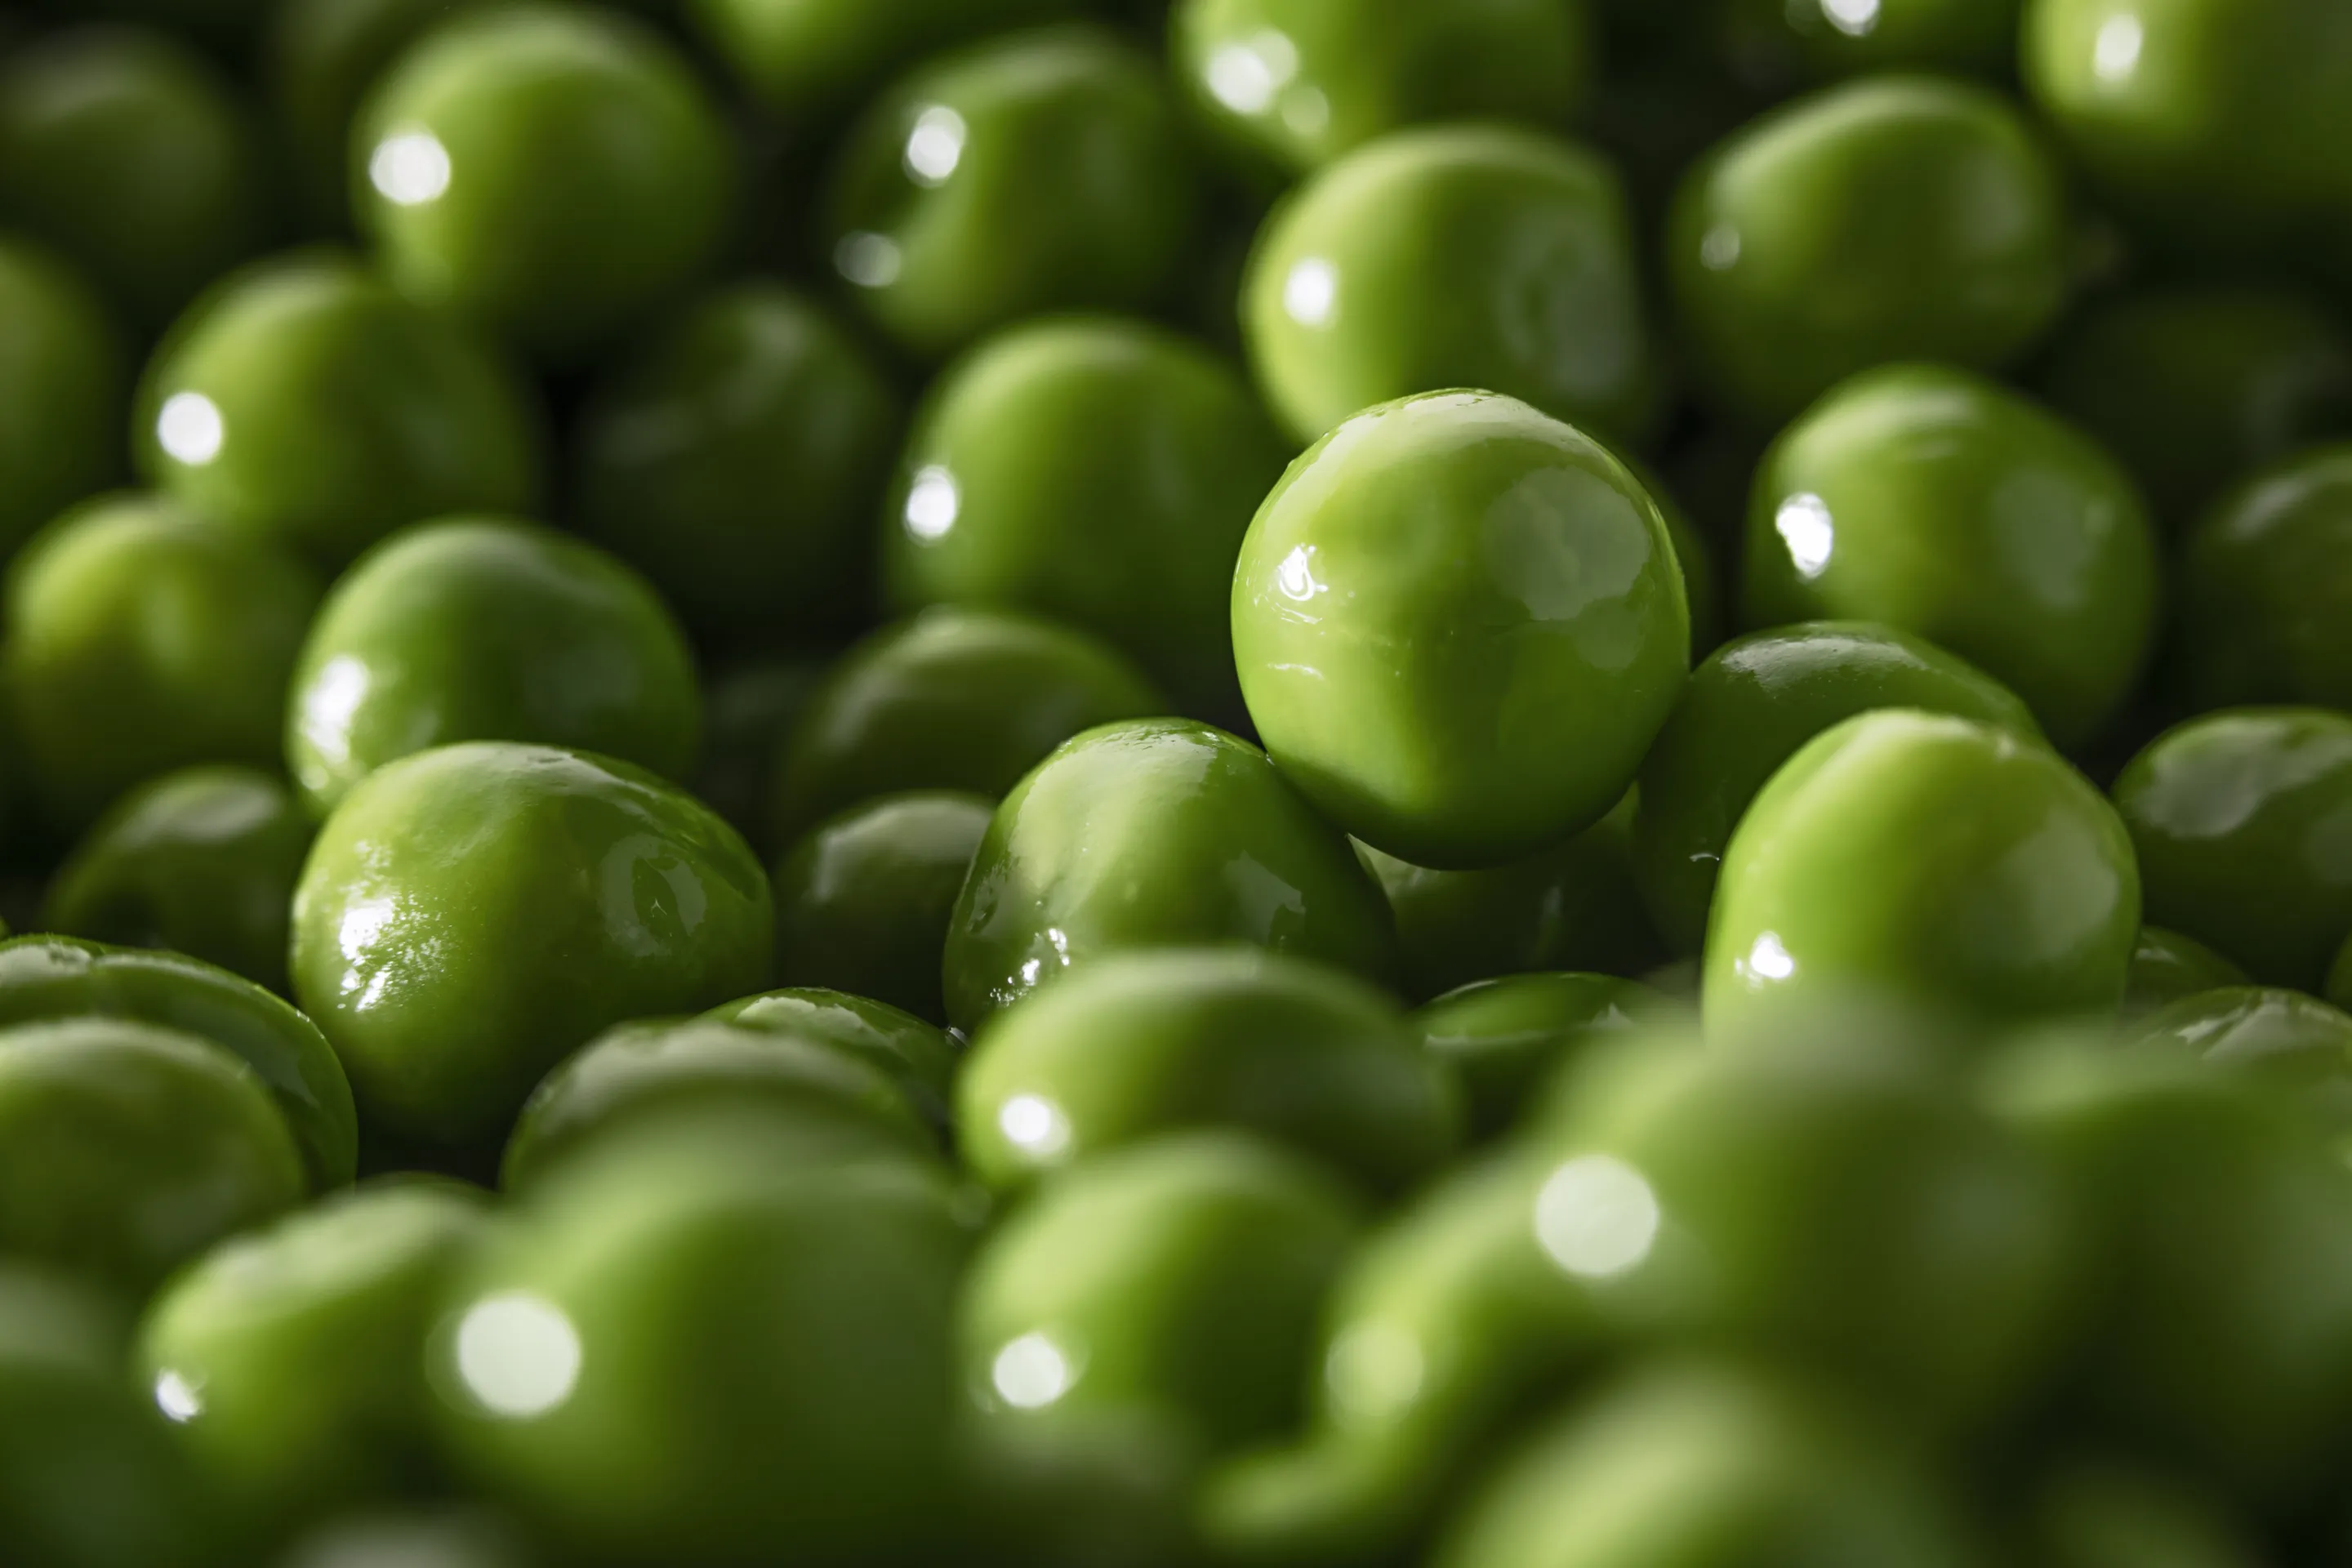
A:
[2174,446,2352,714]
[688,0,1085,125]
[354,4,738,365]
[2123,928,2249,1018]
[1242,126,1656,451]
[1416,972,1660,1138]
[286,517,701,817]
[1744,364,2158,750]
[705,987,959,1127]
[290,742,773,1148]
[1668,75,2069,423]
[1234,390,1687,869]
[0,238,124,564]
[136,255,541,568]
[880,316,1287,719]
[944,719,1397,1032]
[2113,708,2352,991]
[45,766,313,993]
[823,25,1200,359]
[1715,0,2020,92]
[6,492,319,832]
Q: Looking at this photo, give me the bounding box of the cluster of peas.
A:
[3,0,2352,1563]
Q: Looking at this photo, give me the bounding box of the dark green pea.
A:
[770,608,1162,843]
[1172,0,1591,178]
[1744,364,2158,749]
[2123,928,2249,1018]
[689,656,822,857]
[287,517,700,816]
[1633,621,2042,955]
[1234,390,1688,869]
[2112,708,2352,991]
[0,28,266,328]
[6,492,319,832]
[687,0,1084,124]
[1361,794,1671,1002]
[573,284,901,650]
[45,765,313,993]
[822,25,1200,359]
[1656,483,1721,661]
[136,1178,490,1539]
[1416,973,1661,1138]
[944,718,1398,1032]
[354,5,737,365]
[1242,127,1659,450]
[704,987,959,1126]
[1707,710,2140,1039]
[1716,0,2019,91]
[2130,987,2352,1143]
[289,742,773,1148]
[136,256,542,568]
[959,947,1460,1195]
[2174,446,2352,714]
[434,1123,973,1561]
[0,1017,305,1295]
[1668,75,2069,423]
[880,316,1287,719]
[2037,288,2352,530]
[772,791,989,1027]
[0,934,357,1189]
[0,238,124,563]
[2025,1463,2261,1568]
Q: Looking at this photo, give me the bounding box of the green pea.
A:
[135,255,542,568]
[822,25,1200,359]
[1242,127,1657,451]
[6,492,319,832]
[880,316,1288,720]
[433,1123,973,1562]
[0,238,124,564]
[1715,0,2020,91]
[0,934,357,1190]
[1634,621,2042,956]
[1668,75,2069,423]
[771,608,1163,843]
[2174,446,2352,714]
[136,1177,490,1540]
[289,741,773,1148]
[287,517,700,817]
[959,947,1460,1195]
[2025,1463,2262,1568]
[2123,928,2249,1018]
[2129,987,2352,1143]
[1416,973,1661,1139]
[688,656,822,858]
[1172,0,1592,178]
[354,4,737,365]
[276,1508,540,1568]
[704,987,960,1126]
[1744,364,2158,749]
[1706,710,2140,1038]
[1234,390,1687,868]
[772,791,989,1027]
[687,0,1085,124]
[44,765,313,993]
[0,1017,306,1295]
[0,28,267,327]
[2112,708,2352,991]
[943,718,1398,1032]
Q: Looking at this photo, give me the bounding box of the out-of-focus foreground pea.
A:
[1233,390,1688,869]
[2122,928,2248,1018]
[1633,621,2042,955]
[1668,75,2069,423]
[1705,710,2139,1037]
[2112,708,2352,991]
[882,316,1287,719]
[705,986,960,1127]
[943,718,1397,1031]
[290,742,773,1147]
[1415,972,1659,1138]
[2173,446,2352,714]
[0,238,122,564]
[688,0,1085,124]
[1744,363,2158,749]
[275,1508,537,1568]
[1241,126,1658,449]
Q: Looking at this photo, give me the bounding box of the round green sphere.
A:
[0,238,124,563]
[2174,446,2352,714]
[2123,926,2250,1018]
[704,987,959,1127]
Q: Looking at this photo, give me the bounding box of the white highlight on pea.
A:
[153,1370,203,1423]
[454,1292,581,1419]
[1700,225,1743,272]
[903,466,960,541]
[368,129,452,206]
[1283,258,1338,327]
[2094,14,2143,83]
[903,105,967,187]
[998,1094,1071,1160]
[157,391,224,466]
[1533,1156,1661,1281]
[1745,931,1797,982]
[835,232,903,289]
[1775,492,1836,579]
[991,1332,1076,1410]
[1821,0,1881,38]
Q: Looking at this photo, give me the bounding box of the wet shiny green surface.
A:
[2122,927,2249,1018]
[705,986,960,1127]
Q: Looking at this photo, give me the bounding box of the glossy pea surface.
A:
[2174,446,2352,714]
[943,718,1398,1031]
[354,5,737,365]
[1668,75,2069,422]
[2123,927,2249,1018]
[1416,972,1659,1138]
[688,0,1084,123]
[1233,390,1688,869]
[574,283,904,650]
[1705,710,2140,1038]
[286,517,701,816]
[135,256,541,568]
[290,742,773,1147]
[881,316,1288,719]
[1633,621,2042,956]
[2113,708,2352,991]
[705,987,960,1127]
[2130,987,2352,1133]
[0,238,124,562]
[1744,364,2158,749]
[45,765,313,993]
[823,25,1199,359]
[1243,127,1657,450]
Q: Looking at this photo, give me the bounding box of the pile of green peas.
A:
[3,0,2352,1561]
